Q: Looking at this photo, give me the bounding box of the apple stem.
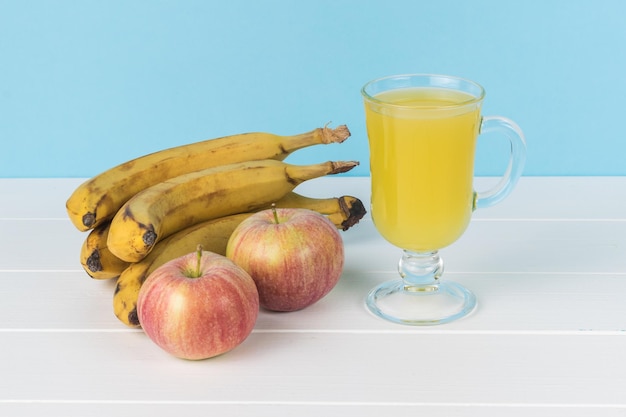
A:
[271,203,280,224]
[194,244,203,278]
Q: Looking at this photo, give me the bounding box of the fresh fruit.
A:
[226,207,344,312]
[113,193,366,327]
[272,191,366,231]
[107,159,358,263]
[85,192,365,284]
[65,124,364,334]
[80,221,130,279]
[114,214,250,327]
[66,125,351,231]
[137,247,259,360]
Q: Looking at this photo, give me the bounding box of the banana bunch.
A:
[67,125,352,231]
[66,125,366,327]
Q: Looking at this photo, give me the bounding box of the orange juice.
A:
[365,87,482,252]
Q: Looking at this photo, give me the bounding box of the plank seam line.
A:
[473,218,626,222]
[1,329,625,336]
[0,400,625,408]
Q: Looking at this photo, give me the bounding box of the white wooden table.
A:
[1,176,625,417]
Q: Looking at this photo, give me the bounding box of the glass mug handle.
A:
[474,116,527,210]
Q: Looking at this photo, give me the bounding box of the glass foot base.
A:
[366,279,477,326]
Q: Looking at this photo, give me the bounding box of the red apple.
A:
[137,247,259,360]
[226,207,344,312]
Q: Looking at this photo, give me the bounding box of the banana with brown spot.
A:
[79,221,130,279]
[112,192,366,327]
[66,125,351,231]
[107,159,359,263]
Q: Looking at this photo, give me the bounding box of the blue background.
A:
[2,0,625,178]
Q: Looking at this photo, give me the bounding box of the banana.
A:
[66,125,351,231]
[107,159,358,263]
[112,192,366,327]
[78,191,366,280]
[79,221,130,279]
[113,214,249,327]
[271,192,366,231]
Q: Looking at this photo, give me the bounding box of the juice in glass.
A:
[365,87,482,252]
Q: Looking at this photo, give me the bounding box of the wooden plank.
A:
[2,402,625,417]
[0,332,624,414]
[0,219,84,270]
[253,270,626,333]
[3,215,626,273]
[0,178,84,219]
[471,176,626,220]
[3,268,625,333]
[342,218,626,274]
[5,176,626,221]
[0,271,118,329]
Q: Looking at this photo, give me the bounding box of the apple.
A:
[137,246,259,360]
[226,206,344,312]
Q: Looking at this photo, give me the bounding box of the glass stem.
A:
[398,250,443,291]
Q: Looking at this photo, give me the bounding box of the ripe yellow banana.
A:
[79,221,130,279]
[112,192,366,327]
[81,191,365,281]
[107,159,358,263]
[66,125,351,231]
[113,214,249,327]
[271,192,366,231]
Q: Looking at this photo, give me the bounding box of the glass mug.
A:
[362,74,526,325]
